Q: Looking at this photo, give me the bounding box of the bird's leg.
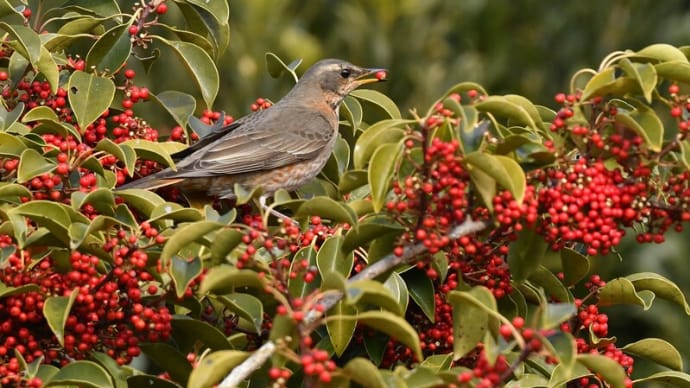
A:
[258,194,297,226]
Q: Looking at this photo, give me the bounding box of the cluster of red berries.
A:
[298,348,337,384]
[456,350,510,388]
[250,97,273,112]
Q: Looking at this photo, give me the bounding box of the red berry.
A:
[124,69,136,79]
[375,70,387,80]
[128,25,139,36]
[156,3,168,14]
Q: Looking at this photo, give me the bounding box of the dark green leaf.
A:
[199,266,266,295]
[326,300,357,357]
[560,248,590,286]
[508,226,547,283]
[68,71,116,130]
[350,89,401,119]
[45,360,113,388]
[86,23,132,73]
[287,245,319,299]
[216,293,264,334]
[0,23,41,65]
[577,354,627,388]
[160,221,223,262]
[622,338,683,371]
[43,289,78,346]
[17,148,56,183]
[448,287,491,359]
[153,91,197,130]
[317,235,353,279]
[343,358,387,388]
[369,142,402,212]
[169,255,203,298]
[295,196,357,225]
[353,119,412,169]
[347,280,404,316]
[401,267,436,322]
[187,350,249,388]
[633,371,690,387]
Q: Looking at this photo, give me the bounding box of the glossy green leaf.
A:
[86,23,132,73]
[338,169,369,193]
[599,277,652,309]
[503,94,544,129]
[577,354,627,388]
[369,142,402,212]
[613,102,663,152]
[68,70,116,130]
[23,106,60,123]
[126,375,181,388]
[153,90,197,130]
[475,95,537,129]
[680,140,690,171]
[265,52,300,81]
[465,151,526,204]
[341,95,363,135]
[655,61,690,84]
[148,203,203,223]
[543,331,577,374]
[633,371,690,387]
[403,366,446,387]
[46,360,113,388]
[636,43,689,63]
[176,2,229,56]
[327,300,357,356]
[622,338,683,371]
[95,138,137,177]
[505,374,549,388]
[217,293,264,334]
[115,189,166,217]
[17,148,56,183]
[401,267,436,322]
[343,357,387,388]
[288,245,319,299]
[528,266,572,303]
[170,255,203,298]
[580,67,637,102]
[347,279,404,316]
[154,37,219,108]
[295,196,357,225]
[209,229,244,263]
[185,0,230,24]
[137,343,192,383]
[383,272,409,313]
[342,215,405,252]
[448,287,491,359]
[542,303,576,330]
[187,351,249,388]
[350,89,401,119]
[0,134,26,157]
[171,317,233,351]
[36,47,60,94]
[10,200,72,245]
[317,235,353,279]
[618,58,657,103]
[199,265,266,295]
[627,272,690,314]
[122,139,186,170]
[560,248,590,286]
[160,221,223,262]
[43,289,78,346]
[508,226,547,283]
[0,23,41,65]
[354,119,412,169]
[57,0,122,19]
[333,310,422,361]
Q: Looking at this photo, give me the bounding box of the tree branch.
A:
[218,217,489,387]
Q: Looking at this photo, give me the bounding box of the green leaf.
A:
[287,245,319,299]
[475,95,537,130]
[115,189,166,217]
[342,215,405,253]
[680,140,690,171]
[543,331,577,375]
[350,89,402,119]
[169,255,203,298]
[122,139,186,170]
[46,360,113,388]
[401,267,436,322]
[613,101,663,152]
[154,37,219,108]
[160,221,223,262]
[541,303,576,330]
[577,354,627,388]
[294,196,357,225]
[333,310,422,361]
[528,266,572,303]
[627,272,690,315]
[327,300,357,357]
[265,52,300,81]
[153,91,197,130]
[465,152,526,204]
[0,23,41,65]
[580,67,637,102]
[622,338,683,371]
[43,289,78,346]
[17,148,56,183]
[633,371,690,387]
[126,375,181,388]
[68,70,116,130]
[383,272,409,313]
[317,235,354,279]
[199,266,266,295]
[655,61,690,84]
[369,142,402,212]
[599,277,652,309]
[347,280,404,316]
[343,358,387,388]
[353,119,412,169]
[185,0,230,25]
[341,95,363,135]
[171,317,233,351]
[636,43,689,63]
[187,350,249,388]
[508,226,547,283]
[37,47,60,94]
[95,138,137,177]
[618,58,657,103]
[23,106,60,123]
[448,287,491,359]
[560,248,590,286]
[10,200,72,245]
[216,293,264,334]
[86,22,132,73]
[209,229,244,263]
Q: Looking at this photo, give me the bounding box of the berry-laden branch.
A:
[218,217,490,387]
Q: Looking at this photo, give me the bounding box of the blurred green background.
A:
[151,0,690,379]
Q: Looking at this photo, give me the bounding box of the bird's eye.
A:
[340,68,351,78]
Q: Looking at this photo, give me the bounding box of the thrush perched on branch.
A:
[117,59,386,214]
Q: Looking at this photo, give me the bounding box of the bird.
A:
[117,59,386,214]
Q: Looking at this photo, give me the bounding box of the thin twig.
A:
[218,217,490,387]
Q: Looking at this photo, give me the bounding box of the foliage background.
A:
[176,0,690,374]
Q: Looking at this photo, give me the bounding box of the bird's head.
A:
[296,59,386,108]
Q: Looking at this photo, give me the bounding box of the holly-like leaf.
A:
[294,196,357,225]
[347,280,404,316]
[448,287,493,359]
[160,221,223,262]
[187,350,249,388]
[326,301,357,357]
[614,100,663,152]
[350,89,401,119]
[599,277,653,309]
[465,151,526,204]
[68,70,116,130]
[17,148,56,183]
[560,248,590,286]
[122,139,186,170]
[199,266,266,295]
[622,338,683,371]
[216,293,264,334]
[317,235,354,279]
[154,37,219,108]
[618,58,657,103]
[627,272,690,315]
[287,245,319,299]
[343,358,387,388]
[401,267,436,322]
[635,43,689,63]
[46,360,113,388]
[353,119,412,169]
[508,226,547,283]
[633,371,690,387]
[43,289,78,346]
[0,22,41,65]
[86,22,132,73]
[577,354,627,388]
[169,255,203,298]
[369,142,402,212]
[475,95,537,130]
[153,90,197,130]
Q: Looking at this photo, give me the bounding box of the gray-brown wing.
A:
[170,107,334,178]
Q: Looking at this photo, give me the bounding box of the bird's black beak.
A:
[355,68,387,86]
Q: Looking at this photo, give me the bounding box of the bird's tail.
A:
[115,169,183,191]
